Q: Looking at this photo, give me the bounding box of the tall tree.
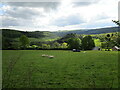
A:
[104,34,111,51]
[82,35,95,50]
[19,35,29,49]
[67,38,81,49]
[2,36,12,49]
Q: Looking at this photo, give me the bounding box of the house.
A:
[112,46,120,51]
[92,47,101,50]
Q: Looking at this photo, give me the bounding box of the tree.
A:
[19,35,29,49]
[110,33,120,47]
[42,44,50,49]
[67,38,81,49]
[81,35,95,50]
[112,20,120,47]
[104,34,111,51]
[2,36,12,49]
[52,42,61,49]
[61,42,68,49]
[104,33,118,51]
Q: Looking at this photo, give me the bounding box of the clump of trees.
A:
[19,35,30,49]
[101,34,113,51]
[2,36,12,49]
[12,34,96,50]
[67,38,81,49]
[8,28,115,51]
[2,31,120,51]
[82,35,95,50]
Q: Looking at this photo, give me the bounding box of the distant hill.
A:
[53,27,120,37]
[1,27,119,38]
[1,29,58,39]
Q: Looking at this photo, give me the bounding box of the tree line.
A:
[2,20,120,50]
[2,33,96,50]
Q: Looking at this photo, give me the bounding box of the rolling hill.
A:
[1,26,119,38]
[53,27,120,37]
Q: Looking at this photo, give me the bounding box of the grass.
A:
[2,50,118,88]
[14,37,60,42]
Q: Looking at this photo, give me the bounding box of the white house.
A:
[112,46,120,51]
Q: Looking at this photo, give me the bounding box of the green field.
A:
[2,50,118,88]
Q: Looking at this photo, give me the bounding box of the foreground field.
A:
[2,50,118,88]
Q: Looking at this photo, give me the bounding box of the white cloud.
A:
[0,0,119,31]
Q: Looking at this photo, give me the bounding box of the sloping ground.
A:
[2,50,118,88]
[1,29,58,39]
[1,26,119,38]
[53,27,119,37]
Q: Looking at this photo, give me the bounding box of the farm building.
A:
[112,46,120,51]
[92,47,101,50]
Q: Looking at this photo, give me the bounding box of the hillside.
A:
[53,27,120,37]
[1,29,58,39]
[1,27,119,38]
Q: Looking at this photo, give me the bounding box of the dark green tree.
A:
[112,20,120,47]
[2,36,12,49]
[81,35,95,50]
[67,38,81,49]
[104,33,117,51]
[19,35,29,49]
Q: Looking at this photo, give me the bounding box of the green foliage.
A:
[64,33,78,39]
[42,44,50,49]
[54,27,118,37]
[31,45,38,49]
[100,33,120,49]
[2,36,12,49]
[0,30,2,49]
[101,42,108,49]
[1,29,120,50]
[2,29,22,38]
[52,42,61,48]
[61,42,68,48]
[2,29,58,39]
[19,35,29,49]
[11,42,20,50]
[67,38,81,49]
[94,39,101,47]
[104,34,114,50]
[82,35,95,50]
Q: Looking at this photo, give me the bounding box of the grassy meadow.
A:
[2,50,118,88]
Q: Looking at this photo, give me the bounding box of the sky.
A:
[0,0,119,31]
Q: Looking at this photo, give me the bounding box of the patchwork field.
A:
[2,50,118,88]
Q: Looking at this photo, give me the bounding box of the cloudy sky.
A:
[0,0,119,31]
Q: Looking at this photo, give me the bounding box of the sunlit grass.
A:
[2,50,118,88]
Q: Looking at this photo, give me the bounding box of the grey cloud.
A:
[93,14,110,21]
[52,14,85,27]
[2,17,19,27]
[1,16,35,27]
[4,7,44,19]
[73,2,93,6]
[4,2,61,11]
[72,0,100,7]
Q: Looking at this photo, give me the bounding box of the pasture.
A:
[2,50,118,88]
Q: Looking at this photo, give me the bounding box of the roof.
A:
[113,46,120,49]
